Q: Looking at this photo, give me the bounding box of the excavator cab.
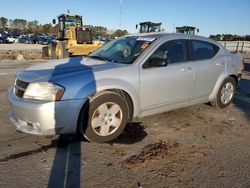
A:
[137,22,162,33]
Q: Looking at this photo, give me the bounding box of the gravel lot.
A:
[0,61,249,188]
[0,43,45,61]
[0,43,44,51]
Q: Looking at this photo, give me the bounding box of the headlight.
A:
[23,82,64,101]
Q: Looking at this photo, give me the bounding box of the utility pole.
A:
[119,0,122,29]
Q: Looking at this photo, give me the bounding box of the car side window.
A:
[143,40,188,68]
[191,40,219,60]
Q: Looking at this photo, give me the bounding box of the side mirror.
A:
[52,19,56,24]
[136,24,138,29]
[143,57,167,68]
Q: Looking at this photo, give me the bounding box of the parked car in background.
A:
[18,35,34,44]
[93,37,112,45]
[37,35,55,45]
[6,35,19,43]
[8,33,243,143]
[0,32,7,43]
[29,34,40,44]
[26,34,55,45]
[7,32,20,43]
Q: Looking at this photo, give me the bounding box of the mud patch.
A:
[122,140,179,167]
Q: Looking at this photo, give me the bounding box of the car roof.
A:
[126,32,219,45]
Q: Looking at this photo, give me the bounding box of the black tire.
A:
[41,46,48,59]
[56,41,69,59]
[212,77,236,109]
[48,42,57,59]
[78,91,129,143]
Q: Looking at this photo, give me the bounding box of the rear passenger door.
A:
[190,40,225,99]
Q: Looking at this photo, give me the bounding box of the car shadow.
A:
[47,135,82,188]
[233,64,250,120]
[47,122,147,188]
[112,122,148,144]
[47,56,93,188]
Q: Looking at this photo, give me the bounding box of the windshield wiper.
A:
[88,55,112,62]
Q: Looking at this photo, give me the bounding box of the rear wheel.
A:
[78,91,129,143]
[212,77,236,109]
[55,41,69,59]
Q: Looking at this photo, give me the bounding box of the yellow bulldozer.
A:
[176,26,199,35]
[136,22,162,33]
[42,13,102,59]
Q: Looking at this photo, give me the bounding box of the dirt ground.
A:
[0,43,44,51]
[0,61,250,188]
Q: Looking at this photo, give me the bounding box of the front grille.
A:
[76,28,92,44]
[14,79,29,98]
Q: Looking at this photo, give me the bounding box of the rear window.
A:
[191,40,219,60]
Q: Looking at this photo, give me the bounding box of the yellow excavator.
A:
[42,13,102,59]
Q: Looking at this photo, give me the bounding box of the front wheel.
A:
[78,91,129,143]
[213,77,236,109]
[55,41,69,59]
[47,42,57,59]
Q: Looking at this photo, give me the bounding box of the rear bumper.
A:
[8,88,85,135]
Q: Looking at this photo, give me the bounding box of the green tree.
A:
[42,23,52,34]
[92,26,108,37]
[27,20,40,33]
[11,19,27,29]
[28,20,39,29]
[112,29,128,37]
[222,34,234,41]
[0,17,8,28]
[209,34,222,41]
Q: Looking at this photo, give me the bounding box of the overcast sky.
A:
[0,0,249,36]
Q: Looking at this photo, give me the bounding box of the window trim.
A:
[189,39,220,61]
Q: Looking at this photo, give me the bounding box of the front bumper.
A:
[8,88,86,135]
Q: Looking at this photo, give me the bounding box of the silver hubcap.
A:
[220,82,234,104]
[91,102,123,136]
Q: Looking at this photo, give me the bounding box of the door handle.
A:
[216,62,225,66]
[181,67,192,71]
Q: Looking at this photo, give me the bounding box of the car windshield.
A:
[89,36,156,64]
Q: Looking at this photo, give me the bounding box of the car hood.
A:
[16,56,127,83]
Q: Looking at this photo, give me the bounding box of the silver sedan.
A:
[8,33,243,142]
